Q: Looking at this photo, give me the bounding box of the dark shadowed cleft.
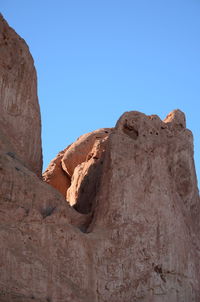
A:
[123,121,139,140]
[41,206,56,218]
[153,264,166,282]
[6,151,15,158]
[73,160,102,214]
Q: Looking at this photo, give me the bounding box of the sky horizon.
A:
[1,0,199,187]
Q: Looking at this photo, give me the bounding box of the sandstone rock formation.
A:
[0,14,42,176]
[1,15,200,302]
[42,148,71,198]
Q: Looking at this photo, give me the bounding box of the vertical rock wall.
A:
[0,14,42,176]
[89,111,200,301]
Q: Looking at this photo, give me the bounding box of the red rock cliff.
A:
[0,14,42,176]
[0,15,200,302]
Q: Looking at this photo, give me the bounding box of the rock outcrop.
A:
[0,15,200,302]
[0,14,42,176]
[43,110,200,301]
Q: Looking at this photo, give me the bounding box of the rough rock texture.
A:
[67,134,109,214]
[61,128,112,177]
[0,14,42,176]
[43,148,71,198]
[43,110,200,301]
[1,15,200,302]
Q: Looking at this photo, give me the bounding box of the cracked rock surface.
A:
[1,15,200,302]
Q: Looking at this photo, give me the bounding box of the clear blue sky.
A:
[1,0,200,186]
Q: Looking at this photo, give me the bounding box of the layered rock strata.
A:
[1,15,200,302]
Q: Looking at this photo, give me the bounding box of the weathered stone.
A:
[0,15,200,302]
[164,109,186,128]
[43,129,112,208]
[43,148,71,198]
[61,128,112,176]
[0,14,42,176]
[42,110,200,301]
[87,110,200,301]
[67,136,109,213]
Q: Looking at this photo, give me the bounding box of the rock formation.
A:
[0,15,200,302]
[0,14,42,176]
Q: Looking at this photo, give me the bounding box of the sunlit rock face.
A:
[1,15,200,302]
[44,109,200,301]
[0,14,42,176]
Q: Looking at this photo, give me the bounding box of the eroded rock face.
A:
[44,128,112,213]
[89,110,200,301]
[1,15,200,302]
[42,110,200,301]
[62,128,112,176]
[43,148,71,198]
[0,14,42,176]
[67,135,109,214]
